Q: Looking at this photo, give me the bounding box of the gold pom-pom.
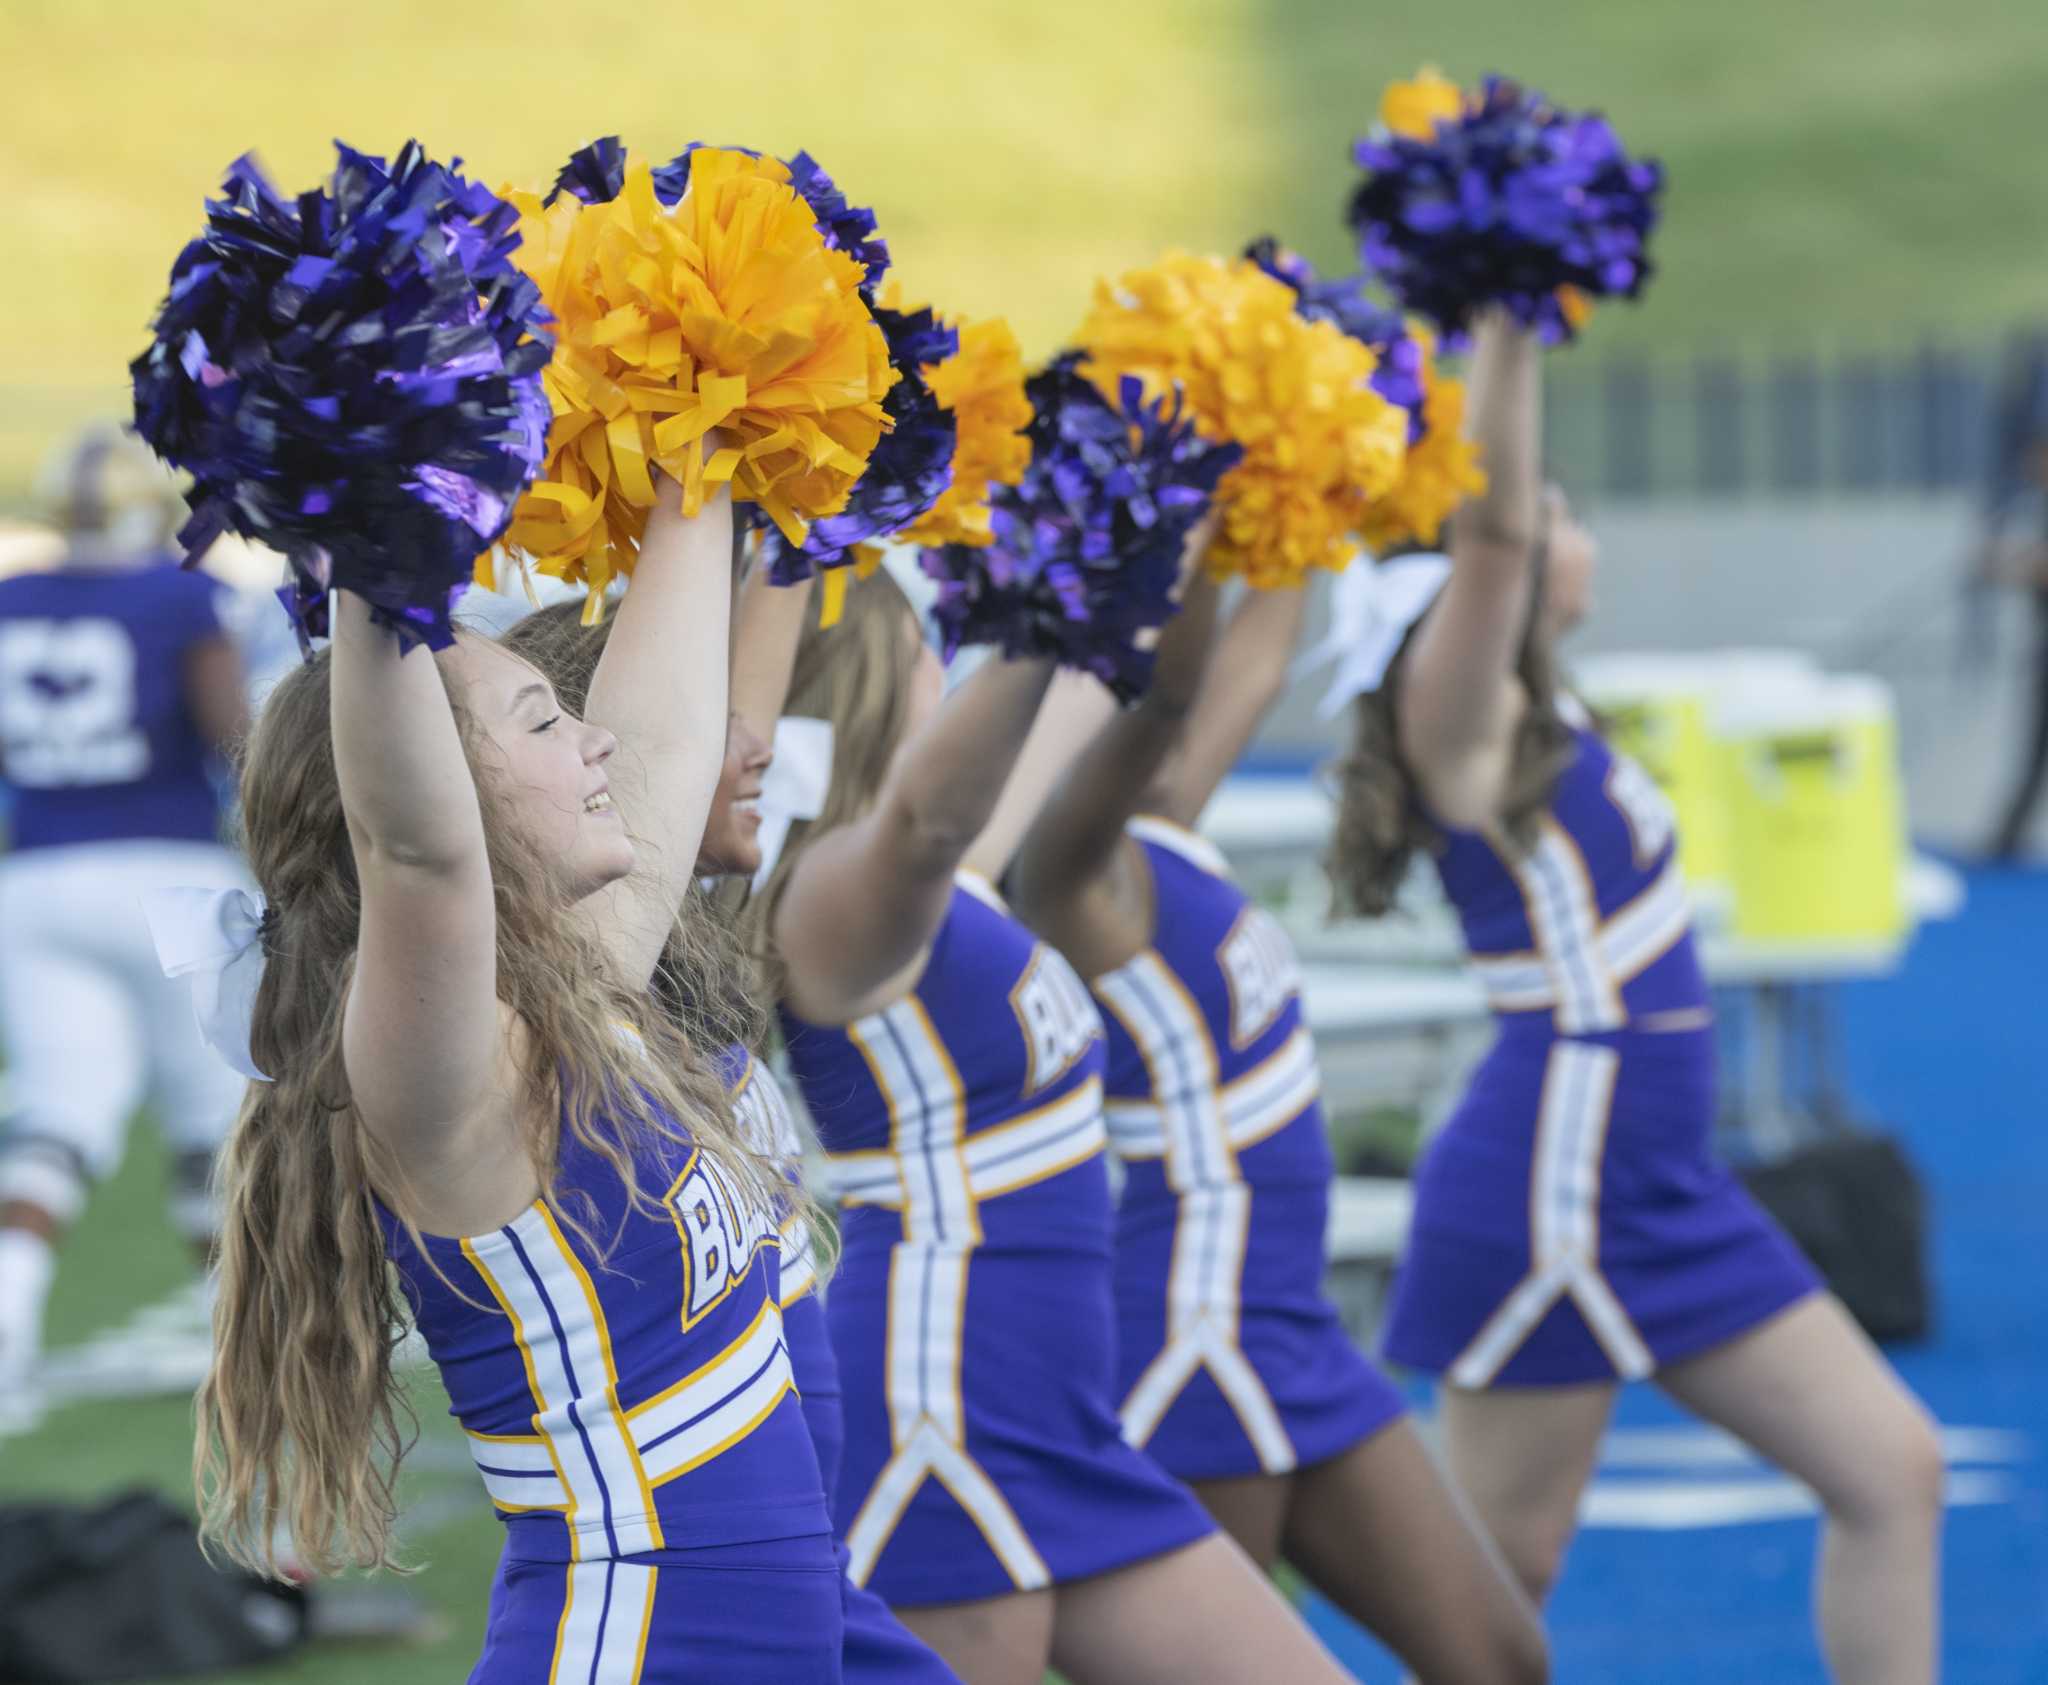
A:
[1381,65,1466,140]
[896,304,1033,549]
[487,150,894,600]
[1073,253,1409,589]
[1356,327,1488,553]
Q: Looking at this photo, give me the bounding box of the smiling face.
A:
[438,635,632,901]
[697,713,774,879]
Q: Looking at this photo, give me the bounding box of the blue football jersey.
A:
[0,559,229,850]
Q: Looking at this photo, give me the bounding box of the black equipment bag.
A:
[0,1489,306,1683]
[1740,1131,1932,1344]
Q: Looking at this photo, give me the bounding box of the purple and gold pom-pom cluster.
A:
[757,301,959,582]
[554,136,892,291]
[1242,238,1428,443]
[1347,71,1664,345]
[128,72,1658,674]
[919,353,1240,702]
[550,135,946,585]
[1239,238,1485,551]
[130,141,552,650]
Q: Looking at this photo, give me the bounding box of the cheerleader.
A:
[1002,570,1547,1684]
[502,581,963,1685]
[746,562,1354,1685]
[0,426,250,1391]
[191,478,850,1681]
[1327,313,1944,1684]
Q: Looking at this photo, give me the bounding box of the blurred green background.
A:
[4,0,2044,502]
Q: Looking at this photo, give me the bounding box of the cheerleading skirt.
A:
[826,1224,1214,1607]
[1112,1138,1407,1482]
[786,1295,964,1682]
[1382,1024,1820,1388]
[470,1533,843,1684]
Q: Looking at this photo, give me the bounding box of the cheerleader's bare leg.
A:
[1659,1297,1942,1685]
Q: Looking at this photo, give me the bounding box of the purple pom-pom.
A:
[131,141,552,651]
[1243,237,1428,442]
[553,137,889,292]
[1346,77,1663,345]
[919,353,1241,702]
[780,151,890,290]
[547,135,627,207]
[756,302,958,582]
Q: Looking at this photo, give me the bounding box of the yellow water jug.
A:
[1711,674,1907,946]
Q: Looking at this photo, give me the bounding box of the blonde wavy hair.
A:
[736,571,922,1003]
[197,637,772,1579]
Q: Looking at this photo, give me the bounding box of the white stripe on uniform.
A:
[1103,1027,1320,1160]
[1447,1041,1653,1387]
[462,1207,664,1558]
[628,1298,796,1486]
[824,1078,1106,1209]
[1093,952,1296,1475]
[835,996,1054,1589]
[1472,853,1691,1019]
[546,1557,656,1684]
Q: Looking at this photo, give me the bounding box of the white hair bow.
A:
[1295,552,1453,719]
[751,716,835,892]
[141,886,273,1083]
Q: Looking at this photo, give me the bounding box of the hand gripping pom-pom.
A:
[1244,240,1484,551]
[487,149,893,601]
[1347,72,1664,346]
[918,353,1240,703]
[1073,253,1410,590]
[131,142,553,651]
[898,313,1034,550]
[754,295,958,582]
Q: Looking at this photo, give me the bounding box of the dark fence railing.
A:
[0,338,2025,515]
[1544,337,2011,502]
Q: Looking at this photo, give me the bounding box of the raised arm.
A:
[963,517,1221,882]
[1006,576,1222,975]
[959,669,1119,884]
[730,565,814,746]
[334,594,501,1162]
[1147,582,1307,828]
[774,652,1056,1023]
[1397,312,1543,826]
[580,476,735,989]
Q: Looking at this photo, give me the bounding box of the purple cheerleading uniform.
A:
[1380,721,1819,1388]
[781,875,1213,1606]
[380,1098,842,1682]
[1092,818,1405,1480]
[720,1046,962,1685]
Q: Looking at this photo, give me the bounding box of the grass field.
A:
[0,1120,508,1681]
[3,0,2045,497]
